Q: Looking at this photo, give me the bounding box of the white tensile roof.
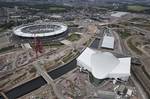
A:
[101,35,115,49]
[111,12,128,18]
[77,48,131,81]
[13,22,68,37]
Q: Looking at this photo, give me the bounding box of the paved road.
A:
[0,59,77,99]
[34,61,65,99]
[0,95,3,98]
[131,76,148,99]
[90,38,100,49]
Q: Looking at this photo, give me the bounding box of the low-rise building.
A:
[101,35,115,49]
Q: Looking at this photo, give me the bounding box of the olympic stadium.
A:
[11,22,68,43]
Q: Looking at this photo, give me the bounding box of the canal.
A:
[0,59,77,99]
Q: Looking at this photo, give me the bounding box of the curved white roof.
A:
[111,12,128,18]
[13,22,68,37]
[91,52,120,79]
[77,48,131,81]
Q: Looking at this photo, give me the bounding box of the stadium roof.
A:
[111,12,128,18]
[101,35,115,49]
[77,48,131,81]
[13,22,68,37]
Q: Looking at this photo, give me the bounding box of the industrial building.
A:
[111,12,128,18]
[101,35,115,49]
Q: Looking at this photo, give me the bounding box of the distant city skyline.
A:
[0,0,150,4]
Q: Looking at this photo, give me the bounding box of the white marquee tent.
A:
[77,48,131,81]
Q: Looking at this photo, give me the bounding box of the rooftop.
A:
[77,48,131,81]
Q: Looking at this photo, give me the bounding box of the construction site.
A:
[0,9,149,99]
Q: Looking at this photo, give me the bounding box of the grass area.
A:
[38,42,64,48]
[127,38,142,55]
[48,7,67,13]
[48,42,64,47]
[89,72,104,86]
[131,66,150,98]
[44,61,55,71]
[125,21,150,31]
[119,32,131,39]
[120,20,150,31]
[68,24,79,27]
[62,52,74,63]
[55,61,62,67]
[0,21,16,33]
[108,24,121,28]
[127,5,150,12]
[129,18,150,27]
[67,34,81,42]
[29,67,37,73]
[49,7,65,11]
[0,27,7,33]
[129,18,149,23]
[83,39,92,46]
[30,4,71,11]
[0,45,15,53]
